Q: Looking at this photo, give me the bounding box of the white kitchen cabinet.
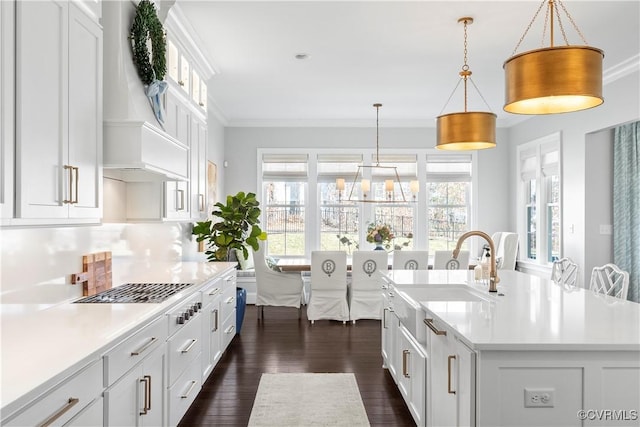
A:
[190,115,207,219]
[201,277,223,381]
[398,324,427,427]
[65,396,103,426]
[2,359,103,427]
[14,0,102,223]
[0,1,14,223]
[220,272,237,351]
[425,317,475,427]
[382,292,399,381]
[104,343,166,427]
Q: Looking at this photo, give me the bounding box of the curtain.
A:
[613,121,640,302]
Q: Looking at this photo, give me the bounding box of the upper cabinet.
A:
[166,38,208,113]
[0,1,15,224]
[13,0,102,224]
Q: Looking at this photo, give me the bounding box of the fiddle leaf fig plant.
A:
[192,191,267,263]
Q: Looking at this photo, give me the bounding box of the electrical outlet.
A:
[524,388,555,408]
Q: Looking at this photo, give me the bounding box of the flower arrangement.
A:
[366,223,394,249]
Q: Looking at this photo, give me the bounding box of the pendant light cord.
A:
[374,103,381,166]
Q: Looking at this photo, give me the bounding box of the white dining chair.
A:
[589,263,630,300]
[349,250,389,323]
[253,241,304,320]
[433,250,470,270]
[551,257,579,289]
[494,232,519,270]
[307,251,349,324]
[392,250,429,270]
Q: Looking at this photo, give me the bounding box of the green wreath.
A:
[130,0,166,85]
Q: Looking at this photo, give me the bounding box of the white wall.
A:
[223,126,512,238]
[507,70,640,283]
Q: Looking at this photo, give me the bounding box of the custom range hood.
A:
[102,0,187,182]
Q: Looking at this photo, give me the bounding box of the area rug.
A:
[247,373,370,427]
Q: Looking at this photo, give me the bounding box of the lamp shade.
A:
[504,46,604,114]
[436,111,497,150]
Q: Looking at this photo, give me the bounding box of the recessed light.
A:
[295,53,310,60]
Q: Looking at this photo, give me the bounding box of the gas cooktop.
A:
[74,282,194,303]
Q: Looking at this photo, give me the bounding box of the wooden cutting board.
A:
[72,251,112,296]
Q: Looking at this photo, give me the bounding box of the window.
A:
[261,154,308,257]
[517,134,561,264]
[426,155,472,252]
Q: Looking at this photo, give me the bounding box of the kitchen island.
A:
[1,260,237,426]
[382,269,640,426]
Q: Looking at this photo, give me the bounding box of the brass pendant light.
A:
[504,0,604,114]
[436,17,496,151]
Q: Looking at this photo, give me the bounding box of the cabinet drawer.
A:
[201,277,223,308]
[168,353,202,427]
[104,316,166,386]
[221,307,236,350]
[168,312,202,386]
[64,396,103,427]
[4,360,102,427]
[221,283,236,320]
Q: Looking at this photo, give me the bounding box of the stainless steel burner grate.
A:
[74,283,194,303]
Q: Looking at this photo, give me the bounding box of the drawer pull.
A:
[224,325,235,335]
[424,318,447,336]
[39,397,79,427]
[181,338,198,354]
[131,337,157,356]
[402,349,410,378]
[225,296,235,305]
[198,194,205,212]
[140,375,152,415]
[448,355,457,394]
[181,380,198,399]
[208,287,221,296]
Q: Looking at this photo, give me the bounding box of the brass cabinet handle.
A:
[63,165,73,204]
[139,375,151,415]
[225,296,235,305]
[224,325,235,335]
[178,80,185,87]
[402,349,410,378]
[198,194,205,212]
[72,166,79,204]
[208,287,221,296]
[39,397,79,426]
[131,337,157,356]
[448,355,457,394]
[181,338,198,354]
[383,308,387,329]
[180,380,198,399]
[176,189,185,211]
[424,318,447,336]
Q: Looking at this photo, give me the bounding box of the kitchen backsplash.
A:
[0,222,204,304]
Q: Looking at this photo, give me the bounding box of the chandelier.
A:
[436,17,496,151]
[503,0,604,114]
[336,104,418,203]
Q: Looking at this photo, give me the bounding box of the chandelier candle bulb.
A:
[361,179,370,193]
[336,178,345,191]
[410,180,419,194]
[385,180,394,192]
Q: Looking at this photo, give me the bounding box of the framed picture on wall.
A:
[207,161,217,218]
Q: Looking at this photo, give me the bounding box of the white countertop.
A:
[0,260,236,417]
[385,269,640,351]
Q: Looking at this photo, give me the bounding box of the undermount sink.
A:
[396,285,495,303]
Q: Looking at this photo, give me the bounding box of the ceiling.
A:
[177,1,640,128]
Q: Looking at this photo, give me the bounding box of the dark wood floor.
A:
[179,304,416,426]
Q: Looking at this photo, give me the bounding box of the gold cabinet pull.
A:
[181,380,198,399]
[212,308,219,332]
[39,397,79,426]
[224,325,235,335]
[383,308,387,329]
[176,189,185,211]
[181,338,198,354]
[424,318,447,336]
[448,355,457,394]
[72,166,79,204]
[198,193,205,212]
[131,337,157,356]
[402,349,410,378]
[63,165,73,204]
[208,287,221,296]
[140,375,151,415]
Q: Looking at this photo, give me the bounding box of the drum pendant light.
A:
[436,17,496,151]
[504,0,604,115]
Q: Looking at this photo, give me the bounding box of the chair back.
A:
[551,258,578,288]
[392,250,429,270]
[311,251,348,291]
[351,251,389,290]
[433,250,470,270]
[589,263,630,300]
[495,232,519,270]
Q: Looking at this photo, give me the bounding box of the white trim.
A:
[603,54,640,86]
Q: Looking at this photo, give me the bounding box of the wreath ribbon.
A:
[145,79,168,126]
